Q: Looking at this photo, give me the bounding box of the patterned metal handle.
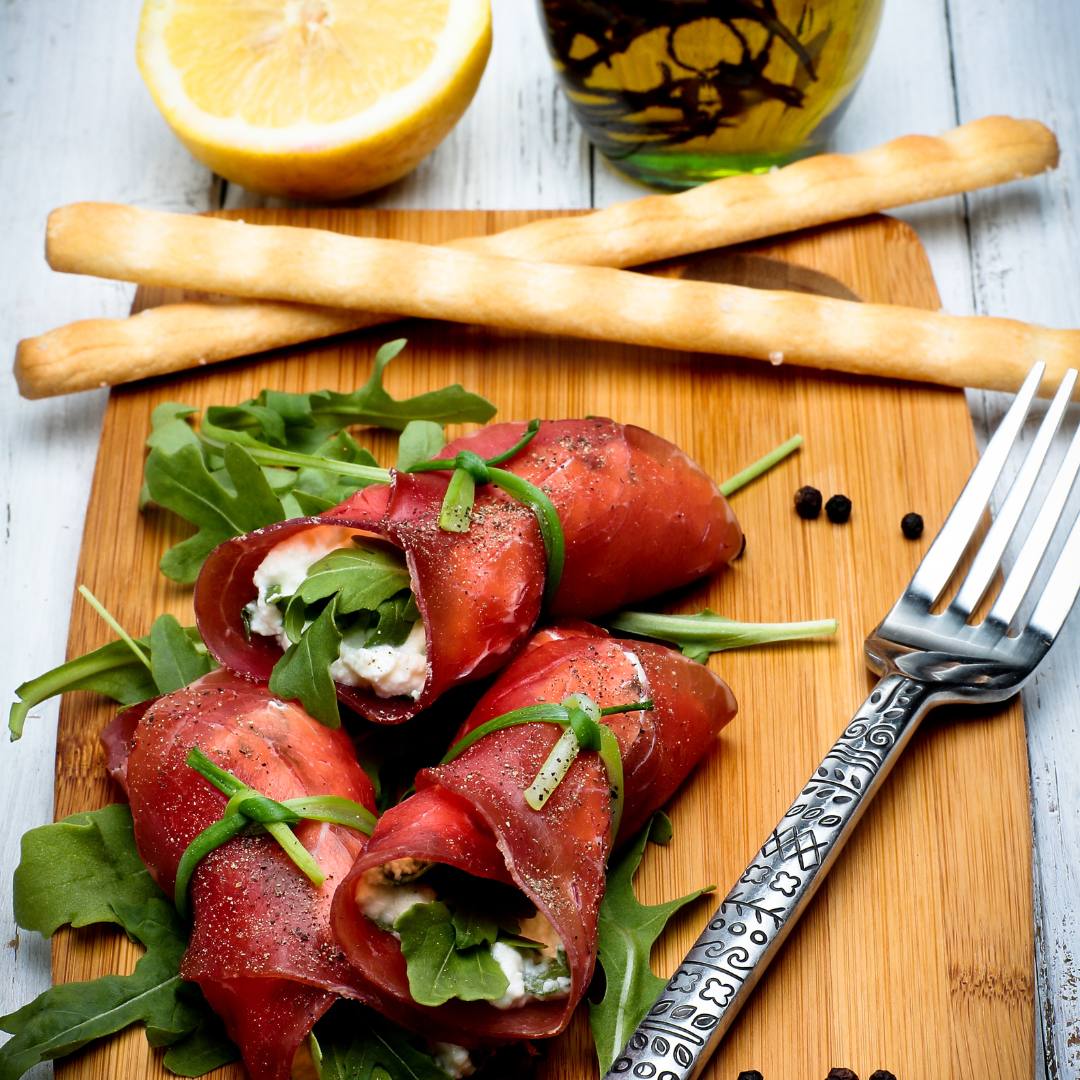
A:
[603,673,935,1080]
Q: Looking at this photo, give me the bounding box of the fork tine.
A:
[1028,498,1080,640]
[991,411,1080,628]
[908,362,1045,605]
[949,369,1078,618]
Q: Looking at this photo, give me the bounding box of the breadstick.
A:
[42,201,1079,395]
[16,115,1057,398]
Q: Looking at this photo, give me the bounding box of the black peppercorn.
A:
[737,1072,765,1080]
[825,494,852,524]
[900,512,924,540]
[794,485,823,519]
[826,1070,860,1080]
[868,1072,898,1080]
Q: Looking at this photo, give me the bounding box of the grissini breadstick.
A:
[16,115,1058,398]
[43,201,1079,394]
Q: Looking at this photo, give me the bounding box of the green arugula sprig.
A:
[0,805,237,1080]
[608,608,838,663]
[8,597,213,740]
[386,868,565,1009]
[719,433,803,496]
[174,747,376,919]
[142,340,495,583]
[202,339,496,451]
[590,813,713,1074]
[395,902,514,1007]
[262,543,418,727]
[310,1002,450,1080]
[442,694,652,840]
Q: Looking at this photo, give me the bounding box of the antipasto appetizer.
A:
[195,418,743,725]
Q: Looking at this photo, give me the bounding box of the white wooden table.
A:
[2,3,1078,1076]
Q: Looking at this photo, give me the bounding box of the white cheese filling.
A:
[432,1043,476,1079]
[355,866,572,1011]
[244,527,428,700]
[330,621,427,699]
[355,874,438,929]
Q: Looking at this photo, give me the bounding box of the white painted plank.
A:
[0,0,216,1043]
[944,2,1080,1075]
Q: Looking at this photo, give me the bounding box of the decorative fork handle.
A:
[603,672,936,1079]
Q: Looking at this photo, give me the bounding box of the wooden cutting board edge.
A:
[49,210,1035,1080]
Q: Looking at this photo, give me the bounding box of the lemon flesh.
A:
[138,0,492,198]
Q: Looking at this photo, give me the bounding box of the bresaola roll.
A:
[195,418,742,724]
[103,670,379,1080]
[330,623,737,1041]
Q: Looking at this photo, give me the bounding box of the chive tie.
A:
[406,420,565,600]
[173,747,376,919]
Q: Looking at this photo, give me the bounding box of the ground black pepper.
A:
[794,485,823,519]
[825,494,852,524]
[900,512,924,539]
[868,1072,898,1080]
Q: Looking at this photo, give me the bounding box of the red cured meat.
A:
[195,470,545,725]
[330,624,736,1042]
[119,669,379,1080]
[439,419,743,616]
[195,419,740,725]
[100,699,152,791]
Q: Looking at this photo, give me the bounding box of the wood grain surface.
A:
[52,210,1034,1080]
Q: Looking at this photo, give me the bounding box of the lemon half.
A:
[137,0,492,198]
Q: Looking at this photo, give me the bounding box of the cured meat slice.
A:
[438,419,743,616]
[195,472,545,725]
[330,624,736,1041]
[195,419,741,725]
[114,669,379,1080]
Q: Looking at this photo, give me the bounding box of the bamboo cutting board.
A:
[52,210,1034,1080]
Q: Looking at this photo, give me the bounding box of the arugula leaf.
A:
[394,902,509,1007]
[269,598,343,727]
[297,546,410,614]
[396,420,446,472]
[147,403,203,453]
[608,608,838,664]
[284,431,381,515]
[312,1002,449,1080]
[146,442,287,584]
[8,639,155,740]
[450,907,500,951]
[161,1011,237,1077]
[8,624,210,741]
[307,340,496,437]
[367,594,420,648]
[141,343,495,584]
[13,803,154,934]
[150,615,214,694]
[203,340,495,454]
[0,805,237,1080]
[589,814,713,1074]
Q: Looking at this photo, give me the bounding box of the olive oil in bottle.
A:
[538,0,883,188]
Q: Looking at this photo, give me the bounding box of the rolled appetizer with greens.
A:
[195,418,743,726]
[330,622,736,1041]
[103,669,379,1080]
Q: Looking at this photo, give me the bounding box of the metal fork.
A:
[604,362,1080,1080]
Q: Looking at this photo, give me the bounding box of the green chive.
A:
[77,586,152,672]
[719,434,803,497]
